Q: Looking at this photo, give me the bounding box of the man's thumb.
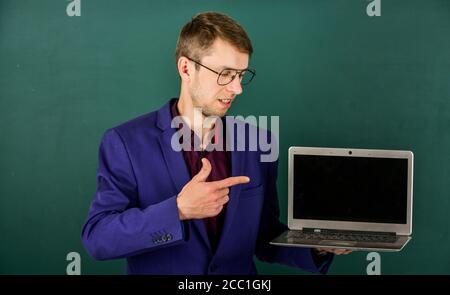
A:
[193,158,212,182]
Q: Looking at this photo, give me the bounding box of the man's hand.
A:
[314,248,353,255]
[176,158,250,220]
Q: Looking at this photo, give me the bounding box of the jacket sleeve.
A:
[81,129,186,260]
[254,158,334,274]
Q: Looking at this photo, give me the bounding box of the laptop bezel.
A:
[287,147,413,236]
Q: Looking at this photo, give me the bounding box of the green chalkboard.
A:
[1,0,449,274]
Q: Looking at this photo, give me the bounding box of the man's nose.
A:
[226,75,243,95]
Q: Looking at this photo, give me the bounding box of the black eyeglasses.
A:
[186,57,255,86]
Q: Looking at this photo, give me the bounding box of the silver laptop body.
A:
[270,147,413,252]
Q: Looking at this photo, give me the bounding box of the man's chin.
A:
[203,110,227,118]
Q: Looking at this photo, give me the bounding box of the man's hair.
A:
[175,12,253,67]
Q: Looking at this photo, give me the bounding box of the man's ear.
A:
[177,56,191,82]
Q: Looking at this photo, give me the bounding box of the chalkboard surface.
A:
[1,0,449,274]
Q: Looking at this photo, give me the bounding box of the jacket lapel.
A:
[215,122,245,254]
[156,99,211,251]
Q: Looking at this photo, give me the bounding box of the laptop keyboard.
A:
[288,230,398,243]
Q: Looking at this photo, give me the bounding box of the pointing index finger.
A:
[212,176,250,189]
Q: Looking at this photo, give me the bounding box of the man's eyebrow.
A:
[218,65,249,71]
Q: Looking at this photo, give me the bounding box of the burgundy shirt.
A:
[171,99,231,251]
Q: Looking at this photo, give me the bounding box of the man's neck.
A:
[177,97,218,149]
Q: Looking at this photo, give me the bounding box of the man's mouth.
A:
[218,98,232,106]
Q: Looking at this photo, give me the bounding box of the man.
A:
[81,12,350,275]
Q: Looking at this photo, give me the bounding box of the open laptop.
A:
[270,147,413,252]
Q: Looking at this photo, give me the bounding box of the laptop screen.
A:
[293,155,408,224]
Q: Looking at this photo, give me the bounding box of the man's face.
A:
[189,38,249,118]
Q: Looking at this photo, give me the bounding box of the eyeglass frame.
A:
[185,56,255,86]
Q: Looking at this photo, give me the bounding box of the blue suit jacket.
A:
[81,99,332,274]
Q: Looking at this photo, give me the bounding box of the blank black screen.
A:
[293,155,408,224]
